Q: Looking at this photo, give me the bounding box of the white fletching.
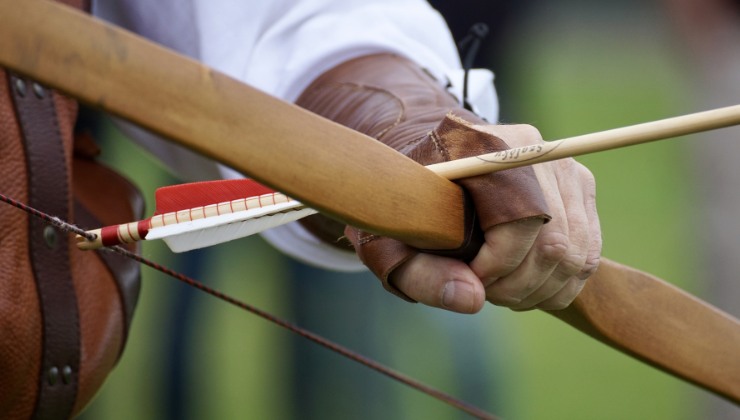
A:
[145,200,317,252]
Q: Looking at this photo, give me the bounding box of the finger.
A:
[473,124,543,148]
[485,217,571,308]
[509,160,601,310]
[508,161,594,309]
[469,218,543,287]
[478,160,564,306]
[390,254,486,314]
[534,276,588,311]
[468,122,548,286]
[580,162,602,279]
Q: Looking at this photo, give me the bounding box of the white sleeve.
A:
[229,0,464,101]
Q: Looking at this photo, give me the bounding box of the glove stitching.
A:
[357,231,380,245]
[429,129,452,161]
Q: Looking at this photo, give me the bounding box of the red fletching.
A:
[154,179,276,215]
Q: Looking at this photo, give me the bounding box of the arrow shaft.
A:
[428,105,740,178]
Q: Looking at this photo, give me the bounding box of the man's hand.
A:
[390,124,601,313]
[296,54,601,313]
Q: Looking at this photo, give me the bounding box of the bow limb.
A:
[551,258,740,403]
[1,0,738,404]
[0,0,466,250]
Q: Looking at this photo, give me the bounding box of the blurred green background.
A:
[78,1,739,419]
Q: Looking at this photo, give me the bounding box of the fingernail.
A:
[442,281,475,310]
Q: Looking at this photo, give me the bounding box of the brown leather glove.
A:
[296,53,549,300]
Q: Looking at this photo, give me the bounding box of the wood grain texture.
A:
[0,0,465,249]
[553,258,740,403]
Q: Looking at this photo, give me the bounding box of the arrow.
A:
[77,104,740,252]
[75,179,316,252]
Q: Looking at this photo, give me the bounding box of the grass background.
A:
[77,3,738,420]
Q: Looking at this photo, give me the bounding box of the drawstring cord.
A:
[457,23,489,112]
[0,191,498,420]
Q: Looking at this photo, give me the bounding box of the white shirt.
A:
[93,0,499,271]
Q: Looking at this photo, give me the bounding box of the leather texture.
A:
[296,53,550,300]
[0,68,42,420]
[10,72,81,420]
[0,70,142,419]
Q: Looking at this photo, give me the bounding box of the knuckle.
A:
[519,124,544,145]
[577,162,595,182]
[559,254,587,277]
[579,255,601,279]
[519,123,542,138]
[536,231,570,265]
[559,159,596,187]
[497,124,544,147]
[579,166,597,195]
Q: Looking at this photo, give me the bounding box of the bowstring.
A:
[0,192,498,420]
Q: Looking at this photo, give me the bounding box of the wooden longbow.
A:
[1,0,738,404]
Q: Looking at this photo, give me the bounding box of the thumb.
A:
[390,254,485,314]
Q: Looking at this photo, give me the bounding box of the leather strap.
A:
[9,74,80,420]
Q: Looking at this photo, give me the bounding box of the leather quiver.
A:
[0,67,142,419]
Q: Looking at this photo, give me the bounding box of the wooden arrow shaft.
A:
[429,105,740,179]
